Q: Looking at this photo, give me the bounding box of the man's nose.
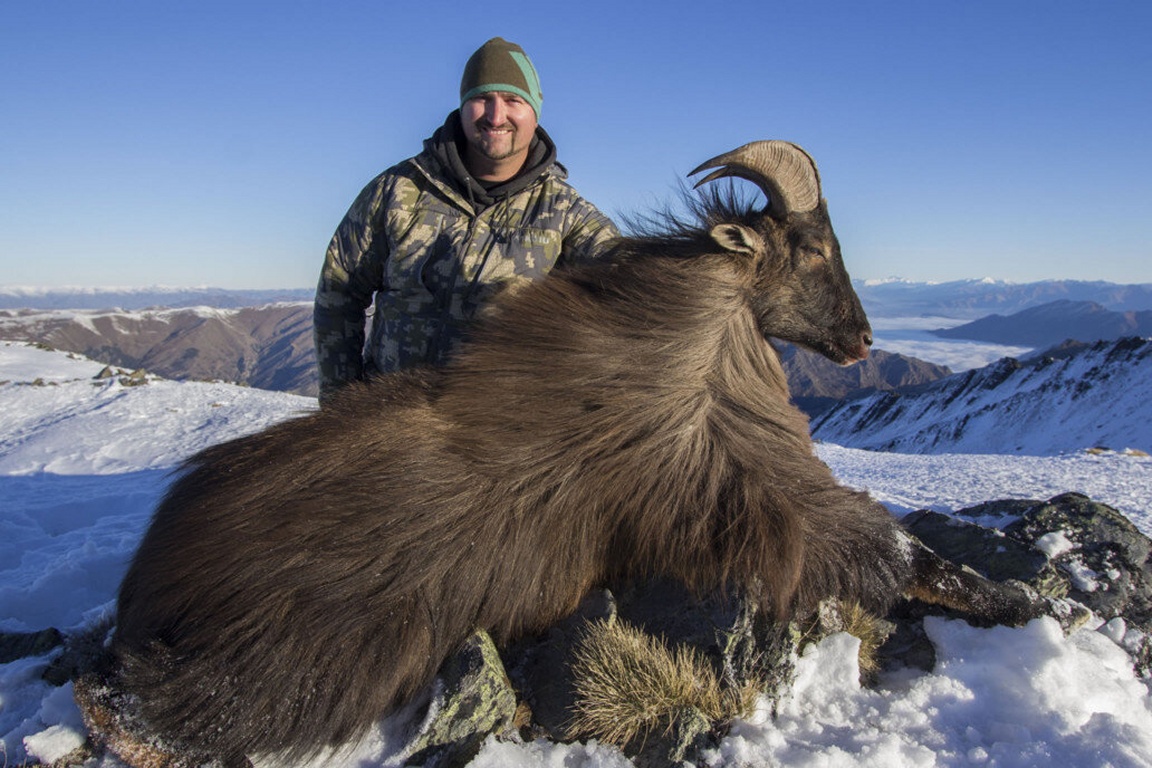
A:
[485,97,506,124]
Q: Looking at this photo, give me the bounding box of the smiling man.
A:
[314,37,619,403]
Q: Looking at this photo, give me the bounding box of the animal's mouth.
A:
[802,337,871,367]
[842,340,871,365]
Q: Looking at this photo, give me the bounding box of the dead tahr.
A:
[91,141,1040,766]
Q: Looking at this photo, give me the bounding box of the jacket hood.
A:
[419,110,561,209]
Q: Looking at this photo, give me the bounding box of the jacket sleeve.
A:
[313,177,388,402]
[559,196,620,267]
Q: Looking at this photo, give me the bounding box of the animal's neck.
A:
[441,254,794,439]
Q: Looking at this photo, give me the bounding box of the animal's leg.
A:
[902,534,1045,627]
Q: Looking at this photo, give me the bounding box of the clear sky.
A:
[2,0,1149,289]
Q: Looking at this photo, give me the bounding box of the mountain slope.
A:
[781,344,952,415]
[811,336,1152,455]
[0,304,317,396]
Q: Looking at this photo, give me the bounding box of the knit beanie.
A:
[459,37,543,118]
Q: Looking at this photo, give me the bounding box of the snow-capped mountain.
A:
[811,336,1152,456]
[0,286,313,311]
[856,278,1152,320]
[6,279,1152,318]
[0,305,949,405]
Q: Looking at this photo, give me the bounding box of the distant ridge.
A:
[931,300,1152,347]
[0,286,313,310]
[0,304,317,396]
[854,279,1152,319]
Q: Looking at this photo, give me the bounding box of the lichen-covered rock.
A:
[904,509,1052,585]
[900,493,1152,673]
[1002,492,1152,627]
[502,589,617,739]
[405,630,519,768]
[629,706,714,768]
[611,578,795,702]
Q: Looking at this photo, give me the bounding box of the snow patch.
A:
[1036,530,1076,558]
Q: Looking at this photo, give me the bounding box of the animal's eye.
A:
[801,245,827,262]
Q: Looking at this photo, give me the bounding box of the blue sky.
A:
[2,0,1149,289]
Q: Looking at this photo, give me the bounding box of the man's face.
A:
[459,91,537,166]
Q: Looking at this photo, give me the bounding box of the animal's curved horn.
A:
[689,140,822,218]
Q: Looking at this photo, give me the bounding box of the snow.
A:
[1,341,1149,767]
[708,619,1152,768]
[815,444,1152,535]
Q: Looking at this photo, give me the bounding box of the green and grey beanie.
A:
[459,37,543,118]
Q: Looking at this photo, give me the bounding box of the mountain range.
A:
[932,300,1152,348]
[0,304,950,405]
[810,336,1152,455]
[856,278,1152,319]
[0,286,314,311]
[5,278,1152,317]
[3,281,1150,425]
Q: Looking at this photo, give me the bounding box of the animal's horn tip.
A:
[687,160,716,179]
[689,168,730,189]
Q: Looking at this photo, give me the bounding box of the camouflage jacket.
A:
[314,114,619,400]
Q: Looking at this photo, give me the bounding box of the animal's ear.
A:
[709,224,764,257]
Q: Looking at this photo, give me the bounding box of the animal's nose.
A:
[862,331,873,348]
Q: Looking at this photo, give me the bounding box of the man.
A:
[314,37,619,403]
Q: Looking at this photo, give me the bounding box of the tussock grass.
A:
[836,600,889,680]
[796,599,890,682]
[567,619,761,747]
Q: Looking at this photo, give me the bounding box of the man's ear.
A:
[709,224,764,256]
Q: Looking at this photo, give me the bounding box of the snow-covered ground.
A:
[1,341,1150,767]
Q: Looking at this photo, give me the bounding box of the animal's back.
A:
[113,371,470,759]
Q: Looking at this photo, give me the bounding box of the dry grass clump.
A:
[566,619,761,747]
[835,600,890,680]
[793,599,891,683]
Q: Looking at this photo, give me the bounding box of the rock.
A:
[904,509,1052,585]
[0,627,64,663]
[405,630,519,768]
[1002,492,1152,628]
[119,369,149,387]
[895,493,1152,673]
[611,578,796,700]
[502,590,617,739]
[629,706,713,768]
[42,621,113,686]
